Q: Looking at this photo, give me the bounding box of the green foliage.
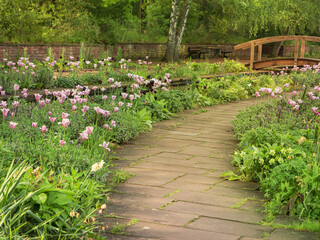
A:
[2,0,319,44]
[230,87,320,222]
[0,160,102,239]
[35,66,54,89]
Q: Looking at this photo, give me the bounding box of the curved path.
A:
[101,97,320,240]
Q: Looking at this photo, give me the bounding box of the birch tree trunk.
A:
[164,0,180,62]
[174,0,191,61]
[271,29,289,57]
[271,41,283,57]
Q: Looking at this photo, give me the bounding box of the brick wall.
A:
[0,44,104,61]
[0,43,317,61]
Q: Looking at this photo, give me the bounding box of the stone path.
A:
[100,97,320,240]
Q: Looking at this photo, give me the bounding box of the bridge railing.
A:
[234,36,320,69]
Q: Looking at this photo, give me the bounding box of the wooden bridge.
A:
[234,36,320,69]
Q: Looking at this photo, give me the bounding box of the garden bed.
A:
[1,55,320,238]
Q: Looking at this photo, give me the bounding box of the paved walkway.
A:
[101,97,320,240]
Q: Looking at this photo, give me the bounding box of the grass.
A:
[159,200,178,209]
[110,170,135,186]
[163,189,182,198]
[193,109,209,115]
[182,216,201,227]
[232,198,248,209]
[110,218,140,235]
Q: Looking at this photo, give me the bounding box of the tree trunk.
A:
[271,29,289,57]
[174,0,191,61]
[271,41,283,57]
[164,0,180,62]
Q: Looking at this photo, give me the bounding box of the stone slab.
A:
[116,184,174,198]
[126,221,240,240]
[163,201,265,224]
[107,203,199,226]
[266,228,320,240]
[187,217,273,238]
[172,191,244,208]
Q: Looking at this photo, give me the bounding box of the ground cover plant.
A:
[229,64,320,226]
[1,57,319,238]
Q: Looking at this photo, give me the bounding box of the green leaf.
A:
[38,193,47,204]
[220,171,242,181]
[54,194,72,206]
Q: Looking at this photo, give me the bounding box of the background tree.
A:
[239,0,320,56]
[164,0,191,62]
[0,0,319,47]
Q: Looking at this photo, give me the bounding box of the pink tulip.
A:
[12,101,19,107]
[127,103,132,107]
[0,101,7,108]
[58,118,70,128]
[13,84,19,91]
[9,121,18,129]
[62,112,70,119]
[255,92,260,98]
[86,126,94,135]
[293,105,300,111]
[45,89,51,95]
[70,99,76,105]
[104,124,109,129]
[114,107,119,113]
[312,107,318,113]
[1,108,9,117]
[23,93,28,98]
[48,111,52,116]
[102,96,108,100]
[112,95,116,101]
[72,105,77,111]
[118,102,124,107]
[92,86,98,91]
[32,122,38,128]
[34,94,42,101]
[284,83,289,88]
[99,141,111,151]
[129,95,134,101]
[274,87,282,94]
[1,91,5,96]
[94,106,102,114]
[102,110,110,117]
[45,99,51,104]
[38,100,45,106]
[49,117,56,123]
[111,120,116,127]
[40,125,48,133]
[121,93,128,99]
[81,106,89,115]
[80,131,88,141]
[292,91,296,96]
[59,140,66,146]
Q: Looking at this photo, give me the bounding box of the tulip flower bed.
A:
[1,59,320,238]
[0,54,247,92]
[230,66,320,225]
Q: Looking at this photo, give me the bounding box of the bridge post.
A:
[300,40,305,58]
[250,41,255,69]
[294,40,299,65]
[258,45,262,61]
